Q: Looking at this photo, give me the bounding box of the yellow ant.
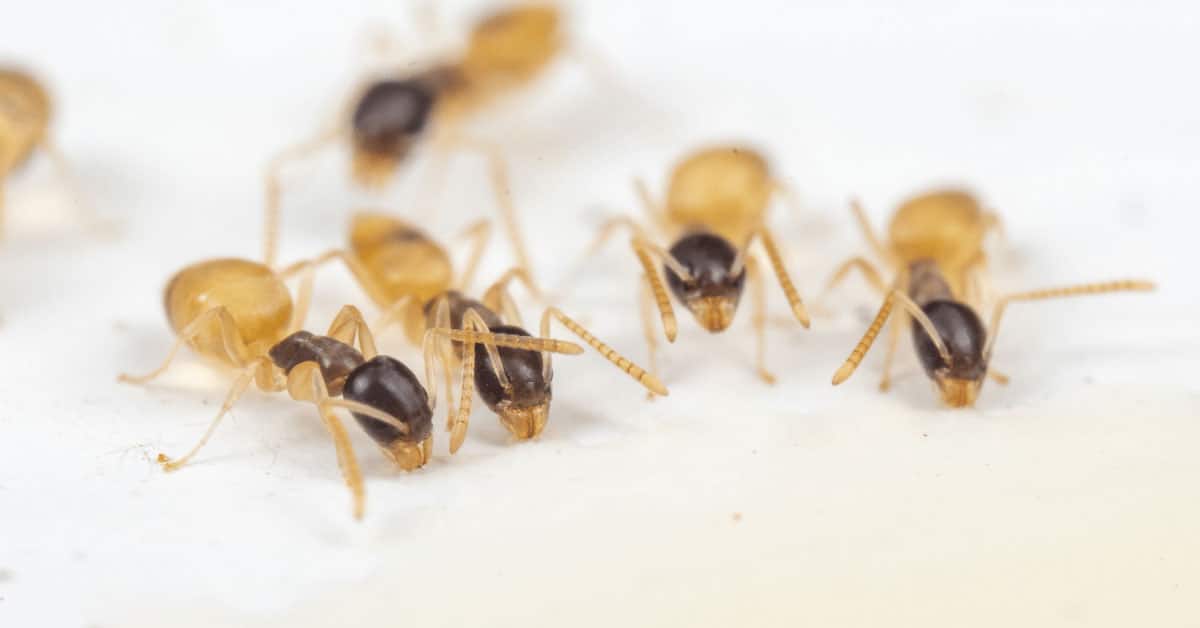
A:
[569,145,812,385]
[117,255,581,519]
[825,188,1155,407]
[0,67,96,237]
[284,210,666,453]
[263,3,580,281]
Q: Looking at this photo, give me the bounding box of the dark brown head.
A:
[911,300,989,407]
[350,78,438,184]
[342,355,434,470]
[473,324,551,440]
[665,232,746,332]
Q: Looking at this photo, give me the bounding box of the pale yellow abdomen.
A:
[164,259,293,365]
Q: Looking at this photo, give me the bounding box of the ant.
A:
[824,188,1155,407]
[570,145,812,385]
[118,256,581,519]
[0,67,95,237]
[287,210,666,453]
[263,3,574,277]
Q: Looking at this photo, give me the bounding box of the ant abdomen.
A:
[269,331,365,396]
[911,300,988,382]
[342,355,434,447]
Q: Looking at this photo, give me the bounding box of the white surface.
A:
[2,1,1198,626]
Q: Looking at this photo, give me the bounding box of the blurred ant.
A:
[0,67,96,237]
[288,210,666,453]
[571,145,811,385]
[118,256,579,518]
[825,188,1155,407]
[264,3,579,278]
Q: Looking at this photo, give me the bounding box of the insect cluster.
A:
[4,3,1157,519]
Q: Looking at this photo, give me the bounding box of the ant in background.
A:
[118,255,579,518]
[825,188,1155,407]
[568,145,811,386]
[264,3,588,282]
[0,67,98,237]
[287,210,665,453]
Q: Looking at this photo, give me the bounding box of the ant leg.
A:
[263,127,343,267]
[437,134,538,296]
[745,257,777,385]
[878,310,907,392]
[290,364,365,519]
[735,227,810,328]
[988,370,1011,385]
[314,397,367,520]
[833,289,950,386]
[633,178,669,232]
[983,279,1155,361]
[849,199,893,265]
[119,307,249,384]
[550,216,652,302]
[156,358,268,472]
[453,219,493,293]
[326,304,379,359]
[373,295,415,337]
[822,256,888,298]
[769,178,806,227]
[539,307,667,396]
[481,266,538,327]
[982,210,1006,246]
[637,277,662,398]
[278,249,390,309]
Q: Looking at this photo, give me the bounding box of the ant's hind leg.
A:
[746,257,777,385]
[453,219,493,294]
[878,312,906,392]
[438,134,538,296]
[326,304,379,359]
[156,358,266,472]
[481,266,538,328]
[637,278,662,399]
[119,307,248,384]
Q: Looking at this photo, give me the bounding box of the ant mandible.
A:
[570,145,811,385]
[118,255,581,518]
[284,210,666,453]
[825,189,1155,407]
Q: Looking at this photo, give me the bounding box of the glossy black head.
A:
[665,232,746,332]
[352,79,438,157]
[473,324,551,439]
[343,356,433,469]
[911,300,989,407]
[268,331,364,396]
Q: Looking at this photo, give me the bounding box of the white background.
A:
[2,1,1198,626]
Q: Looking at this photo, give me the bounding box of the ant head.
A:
[665,232,746,332]
[342,355,434,469]
[473,324,553,440]
[351,79,438,183]
[911,300,989,408]
[462,5,562,83]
